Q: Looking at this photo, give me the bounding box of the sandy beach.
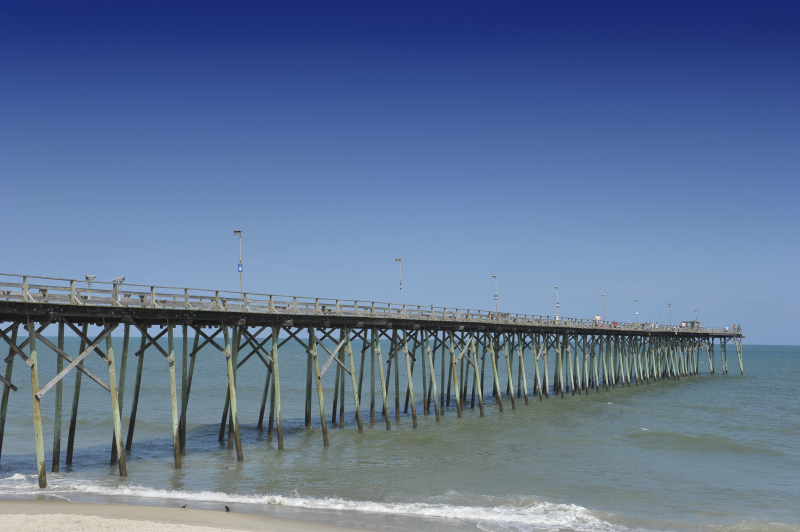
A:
[0,499,358,532]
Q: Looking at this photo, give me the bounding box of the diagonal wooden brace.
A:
[194,327,228,357]
[37,324,117,399]
[34,331,110,394]
[190,327,221,357]
[131,323,172,360]
[0,373,17,392]
[318,333,350,377]
[134,327,168,356]
[64,322,110,361]
[1,322,48,366]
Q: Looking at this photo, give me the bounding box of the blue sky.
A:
[1,1,798,344]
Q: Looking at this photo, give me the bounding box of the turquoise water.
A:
[0,338,797,531]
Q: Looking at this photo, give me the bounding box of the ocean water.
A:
[0,337,797,532]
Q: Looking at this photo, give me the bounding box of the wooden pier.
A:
[0,273,744,488]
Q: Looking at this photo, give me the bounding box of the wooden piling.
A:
[308,327,329,446]
[424,332,441,421]
[52,322,64,472]
[28,318,47,488]
[345,330,364,433]
[258,366,272,429]
[469,337,485,417]
[125,331,146,451]
[223,325,243,460]
[448,331,462,417]
[517,334,529,405]
[168,324,182,468]
[180,333,198,455]
[271,324,284,449]
[487,335,504,412]
[0,323,18,462]
[372,328,390,430]
[500,334,516,409]
[304,342,313,428]
[105,330,127,477]
[66,323,87,465]
[402,331,418,427]
[110,323,129,466]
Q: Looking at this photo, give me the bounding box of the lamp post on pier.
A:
[396,258,403,305]
[635,299,639,324]
[602,293,606,322]
[555,286,559,320]
[234,230,243,299]
[492,275,497,314]
[694,309,700,322]
[668,303,672,327]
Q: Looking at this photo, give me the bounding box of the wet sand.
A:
[0,499,359,531]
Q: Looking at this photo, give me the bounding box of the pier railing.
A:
[0,273,729,334]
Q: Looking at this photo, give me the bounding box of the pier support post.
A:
[469,337,485,416]
[369,330,376,424]
[271,324,283,448]
[448,331,462,417]
[0,323,18,462]
[105,330,127,477]
[424,332,441,421]
[501,334,516,409]
[179,333,198,455]
[305,338,313,428]
[168,323,182,468]
[488,334,504,412]
[225,325,244,460]
[533,335,543,399]
[735,338,743,375]
[345,330,364,433]
[373,328,390,430]
[403,331,418,427]
[52,321,64,471]
[111,323,129,465]
[308,327,329,446]
[28,318,47,488]
[517,334,529,405]
[126,331,147,451]
[66,323,88,465]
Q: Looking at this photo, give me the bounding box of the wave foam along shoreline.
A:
[0,474,614,531]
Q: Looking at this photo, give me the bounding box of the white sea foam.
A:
[0,474,624,532]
